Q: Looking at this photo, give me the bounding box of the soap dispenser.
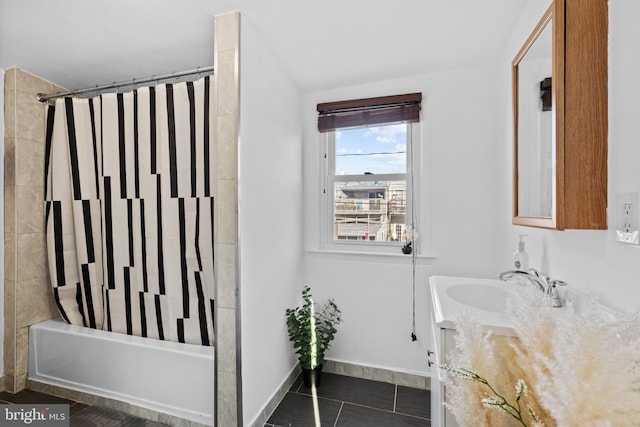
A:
[513,234,529,271]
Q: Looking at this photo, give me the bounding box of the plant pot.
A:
[301,364,323,388]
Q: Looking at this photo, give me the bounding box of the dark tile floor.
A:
[0,389,167,426]
[266,373,431,427]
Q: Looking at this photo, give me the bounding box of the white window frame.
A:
[319,122,422,255]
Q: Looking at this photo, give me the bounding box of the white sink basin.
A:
[445,283,515,313]
[430,275,520,334]
[431,275,618,336]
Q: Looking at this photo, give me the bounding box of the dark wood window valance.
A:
[317,93,422,133]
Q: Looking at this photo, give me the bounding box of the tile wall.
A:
[213,10,241,427]
[3,68,62,392]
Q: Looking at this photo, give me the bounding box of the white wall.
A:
[498,0,640,312]
[302,65,502,375]
[238,16,304,426]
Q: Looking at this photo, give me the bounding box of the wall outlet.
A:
[616,192,639,245]
[623,203,634,231]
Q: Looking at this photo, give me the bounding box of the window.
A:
[317,93,422,253]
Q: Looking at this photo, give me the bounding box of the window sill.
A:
[305,248,436,260]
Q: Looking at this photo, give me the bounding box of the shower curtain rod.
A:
[37,66,214,102]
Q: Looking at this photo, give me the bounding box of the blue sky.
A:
[335,124,407,175]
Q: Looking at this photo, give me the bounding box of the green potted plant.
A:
[285,286,342,387]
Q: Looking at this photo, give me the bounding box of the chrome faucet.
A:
[498,268,567,307]
[498,269,546,292]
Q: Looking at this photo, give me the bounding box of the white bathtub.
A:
[28,319,215,425]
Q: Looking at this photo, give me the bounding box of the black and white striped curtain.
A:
[44,77,215,346]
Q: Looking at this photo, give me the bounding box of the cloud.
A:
[364,124,407,144]
[371,152,406,167]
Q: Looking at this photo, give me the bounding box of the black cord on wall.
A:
[409,124,418,342]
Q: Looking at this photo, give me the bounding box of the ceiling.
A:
[0,0,527,94]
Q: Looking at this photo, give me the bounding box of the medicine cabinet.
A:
[512,0,607,230]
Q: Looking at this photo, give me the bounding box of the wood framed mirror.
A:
[512,0,607,231]
[512,4,557,228]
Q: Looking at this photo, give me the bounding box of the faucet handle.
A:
[546,280,566,307]
[548,279,568,287]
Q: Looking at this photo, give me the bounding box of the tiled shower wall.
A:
[213,11,241,427]
[3,68,63,392]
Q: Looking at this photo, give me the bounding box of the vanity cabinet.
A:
[429,275,522,427]
[429,311,459,427]
[512,0,607,230]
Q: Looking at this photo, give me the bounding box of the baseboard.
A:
[248,363,301,427]
[323,359,431,390]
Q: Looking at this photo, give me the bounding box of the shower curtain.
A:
[44,77,215,346]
